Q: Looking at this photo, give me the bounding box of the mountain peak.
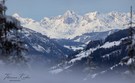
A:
[12,13,21,18]
[85,11,100,16]
[64,10,76,16]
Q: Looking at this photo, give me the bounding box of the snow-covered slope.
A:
[19,27,74,66]
[72,29,118,43]
[50,29,130,77]
[12,11,134,39]
[52,30,118,51]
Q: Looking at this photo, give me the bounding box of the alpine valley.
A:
[11,11,135,80]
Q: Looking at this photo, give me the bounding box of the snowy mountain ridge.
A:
[15,27,75,67]
[50,28,133,78]
[12,11,134,39]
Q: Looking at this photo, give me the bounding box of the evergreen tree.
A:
[121,6,135,74]
[0,0,27,66]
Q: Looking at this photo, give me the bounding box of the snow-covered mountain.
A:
[52,29,118,51]
[72,29,118,43]
[50,28,131,78]
[19,27,74,66]
[11,11,135,74]
[12,11,134,39]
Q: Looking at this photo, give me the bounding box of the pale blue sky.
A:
[6,0,135,20]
